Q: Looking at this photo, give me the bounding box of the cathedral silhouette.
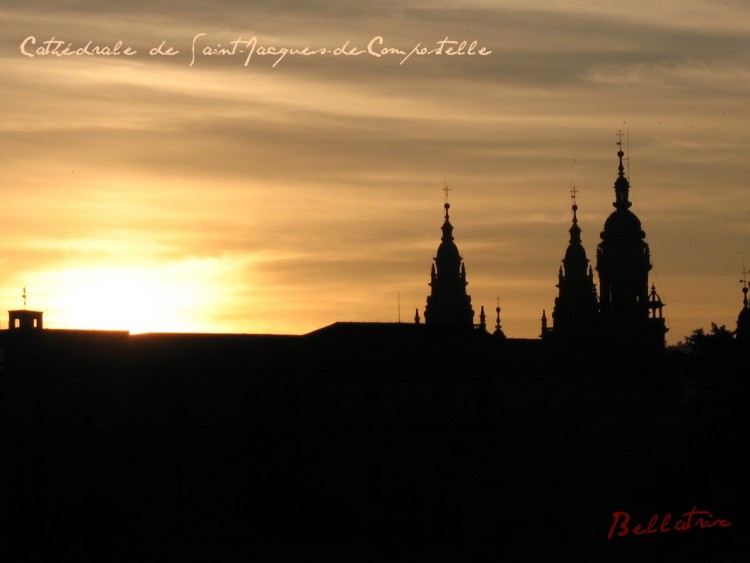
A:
[0,139,747,561]
[418,143,671,362]
[545,144,667,358]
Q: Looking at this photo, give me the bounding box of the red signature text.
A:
[608,507,732,539]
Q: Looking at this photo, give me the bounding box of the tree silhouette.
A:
[684,323,734,359]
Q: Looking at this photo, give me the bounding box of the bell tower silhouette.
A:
[595,135,666,354]
[551,187,599,350]
[424,188,474,329]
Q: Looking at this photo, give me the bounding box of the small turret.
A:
[494,298,505,339]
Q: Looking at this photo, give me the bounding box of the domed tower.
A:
[424,196,474,329]
[596,138,666,354]
[551,189,599,350]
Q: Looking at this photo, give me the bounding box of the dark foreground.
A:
[0,328,747,561]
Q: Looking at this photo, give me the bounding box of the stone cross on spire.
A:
[570,184,578,206]
[616,129,625,149]
[443,180,451,205]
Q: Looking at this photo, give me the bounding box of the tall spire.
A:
[494,297,505,339]
[569,184,582,245]
[441,202,454,242]
[441,180,454,243]
[614,130,632,210]
[551,188,599,349]
[424,188,474,329]
[561,186,590,281]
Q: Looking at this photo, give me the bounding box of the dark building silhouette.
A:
[8,309,43,331]
[736,272,750,347]
[2,141,745,561]
[595,143,667,356]
[547,193,599,352]
[0,319,739,561]
[424,199,474,329]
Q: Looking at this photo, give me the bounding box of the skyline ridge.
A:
[5,141,745,349]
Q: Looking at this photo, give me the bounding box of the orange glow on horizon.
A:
[2,2,750,344]
[24,261,243,334]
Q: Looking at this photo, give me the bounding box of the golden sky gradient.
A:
[1,1,749,343]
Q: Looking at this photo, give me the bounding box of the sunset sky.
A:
[1,1,749,343]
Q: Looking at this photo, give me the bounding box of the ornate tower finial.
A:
[741,261,749,309]
[569,184,582,248]
[564,185,585,249]
[616,129,627,176]
[570,183,580,223]
[443,181,452,221]
[612,131,632,210]
[22,286,27,309]
[493,297,505,338]
[616,129,625,149]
